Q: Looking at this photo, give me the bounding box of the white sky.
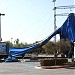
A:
[0,0,74,44]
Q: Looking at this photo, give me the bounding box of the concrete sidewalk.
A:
[0,62,74,75]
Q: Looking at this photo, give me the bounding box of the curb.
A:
[35,65,75,69]
[35,66,42,69]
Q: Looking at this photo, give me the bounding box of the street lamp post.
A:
[11,38,13,43]
[0,13,5,42]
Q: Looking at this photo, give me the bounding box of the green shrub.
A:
[40,58,68,66]
[56,58,68,65]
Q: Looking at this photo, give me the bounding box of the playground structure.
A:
[5,13,75,62]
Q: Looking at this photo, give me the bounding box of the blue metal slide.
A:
[5,13,75,62]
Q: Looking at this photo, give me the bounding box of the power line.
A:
[56,13,71,16]
[55,5,75,16]
[56,5,75,9]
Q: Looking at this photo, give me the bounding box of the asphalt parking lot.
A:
[0,62,75,75]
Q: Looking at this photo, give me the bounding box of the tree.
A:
[13,42,32,48]
[27,47,45,55]
[56,39,71,57]
[5,41,13,48]
[15,38,19,44]
[43,41,58,55]
[43,41,58,65]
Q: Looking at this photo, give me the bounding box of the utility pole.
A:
[0,13,5,42]
[52,0,57,65]
[52,0,56,43]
